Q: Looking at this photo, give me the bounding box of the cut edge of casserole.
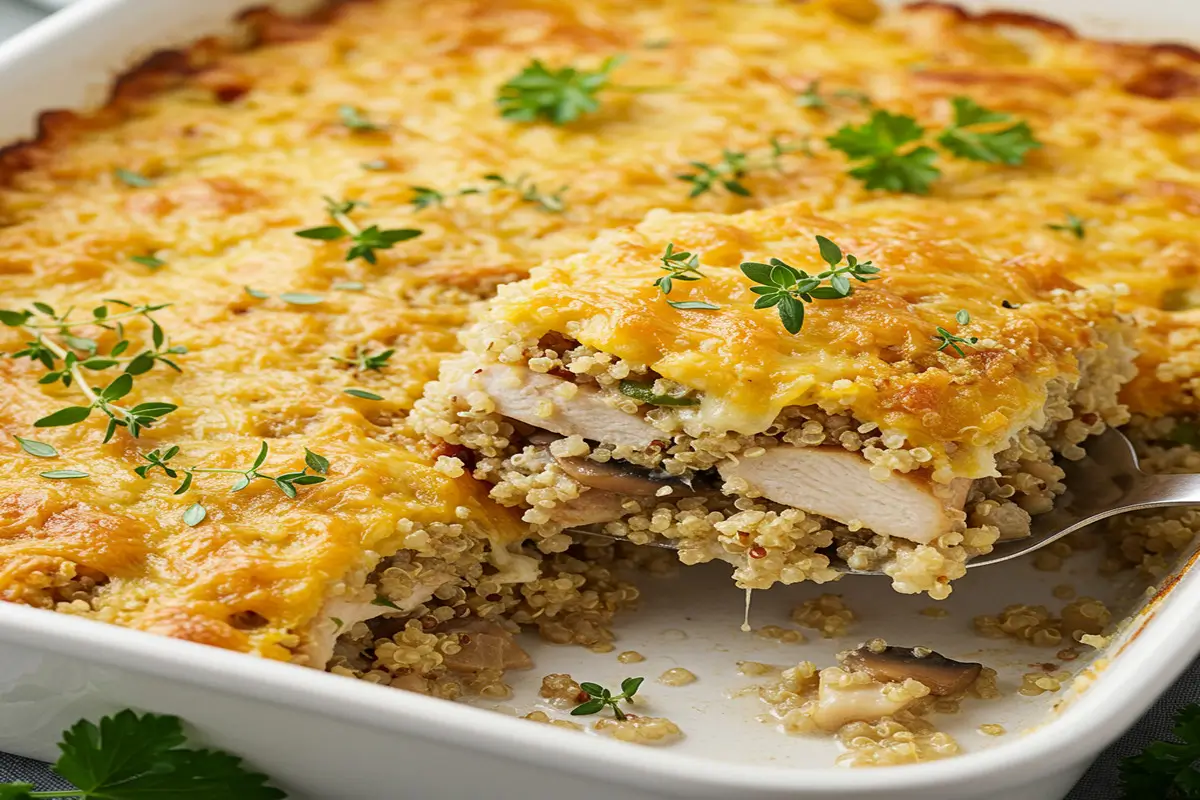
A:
[413,201,1138,597]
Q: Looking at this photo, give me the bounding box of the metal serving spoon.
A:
[574,429,1200,575]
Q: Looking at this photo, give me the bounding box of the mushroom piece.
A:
[552,454,701,498]
[840,644,983,696]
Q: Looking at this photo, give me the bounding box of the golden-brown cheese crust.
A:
[3,0,1200,652]
[487,200,1120,478]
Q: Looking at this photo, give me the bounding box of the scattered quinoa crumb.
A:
[540,673,584,704]
[791,594,856,638]
[523,710,583,730]
[434,455,466,477]
[618,650,646,663]
[1052,584,1077,601]
[978,723,1006,736]
[756,624,807,643]
[659,667,697,686]
[738,661,778,676]
[1019,671,1071,696]
[594,715,683,745]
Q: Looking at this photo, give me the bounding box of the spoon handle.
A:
[1119,472,1200,512]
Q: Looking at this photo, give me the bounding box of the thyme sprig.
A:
[410,175,567,213]
[332,345,394,372]
[653,243,719,310]
[136,442,329,506]
[1048,212,1086,240]
[338,104,385,133]
[1,300,182,441]
[678,138,799,198]
[740,236,880,334]
[571,677,645,720]
[295,196,422,264]
[932,309,979,357]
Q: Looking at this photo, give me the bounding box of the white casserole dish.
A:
[2,1,1200,798]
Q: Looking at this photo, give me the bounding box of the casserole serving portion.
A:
[415,201,1136,597]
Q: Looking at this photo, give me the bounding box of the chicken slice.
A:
[719,446,970,544]
[470,365,662,449]
[812,668,928,731]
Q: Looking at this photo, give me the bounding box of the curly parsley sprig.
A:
[136,442,329,526]
[571,677,645,721]
[932,309,979,357]
[0,300,182,442]
[678,138,800,198]
[295,196,421,264]
[936,96,1041,165]
[1119,703,1200,798]
[0,710,285,799]
[497,55,667,125]
[740,236,880,334]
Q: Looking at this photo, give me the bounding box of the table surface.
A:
[0,1,1190,797]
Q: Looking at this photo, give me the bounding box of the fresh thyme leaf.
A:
[372,595,401,610]
[795,80,826,109]
[741,236,880,334]
[130,254,165,270]
[570,676,645,721]
[113,168,154,188]
[410,186,447,210]
[278,292,326,305]
[136,441,327,503]
[344,388,384,400]
[40,470,89,480]
[618,379,699,407]
[304,448,330,475]
[332,345,394,372]
[1120,703,1200,799]
[330,617,344,629]
[338,104,384,132]
[678,138,799,198]
[482,174,567,213]
[182,502,207,527]
[932,309,980,357]
[1048,212,1086,240]
[14,435,57,457]
[827,110,941,194]
[296,196,422,264]
[244,287,271,299]
[497,55,626,125]
[936,96,1041,165]
[5,300,182,439]
[666,299,720,310]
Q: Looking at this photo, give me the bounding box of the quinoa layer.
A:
[414,328,1135,598]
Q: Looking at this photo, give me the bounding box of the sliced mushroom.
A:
[552,454,700,498]
[840,644,982,696]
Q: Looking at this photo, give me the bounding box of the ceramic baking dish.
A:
[3,1,1200,798]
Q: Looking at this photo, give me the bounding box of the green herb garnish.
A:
[332,345,394,372]
[740,235,880,334]
[182,502,207,527]
[678,138,799,198]
[827,110,941,194]
[39,470,89,480]
[338,104,384,132]
[1,300,182,441]
[618,379,699,407]
[113,168,154,188]
[14,435,57,457]
[332,281,366,292]
[409,185,479,211]
[136,441,329,499]
[571,677,645,721]
[496,55,626,125]
[1119,703,1200,799]
[278,292,325,306]
[654,243,703,296]
[344,388,384,401]
[936,96,1041,165]
[361,159,390,171]
[130,255,165,270]
[372,595,401,610]
[1048,212,1086,240]
[0,710,284,799]
[483,174,566,213]
[795,80,826,109]
[295,196,421,264]
[932,309,979,357]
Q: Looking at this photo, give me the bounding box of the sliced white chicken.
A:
[719,445,970,544]
[469,365,662,449]
[812,669,926,731]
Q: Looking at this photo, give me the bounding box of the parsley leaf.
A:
[827,110,941,194]
[497,55,625,125]
[0,710,286,799]
[1120,703,1200,799]
[936,96,1041,165]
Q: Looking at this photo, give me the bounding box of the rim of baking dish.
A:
[2,0,1200,793]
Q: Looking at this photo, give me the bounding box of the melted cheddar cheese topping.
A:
[2,0,1200,654]
[487,201,1126,478]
